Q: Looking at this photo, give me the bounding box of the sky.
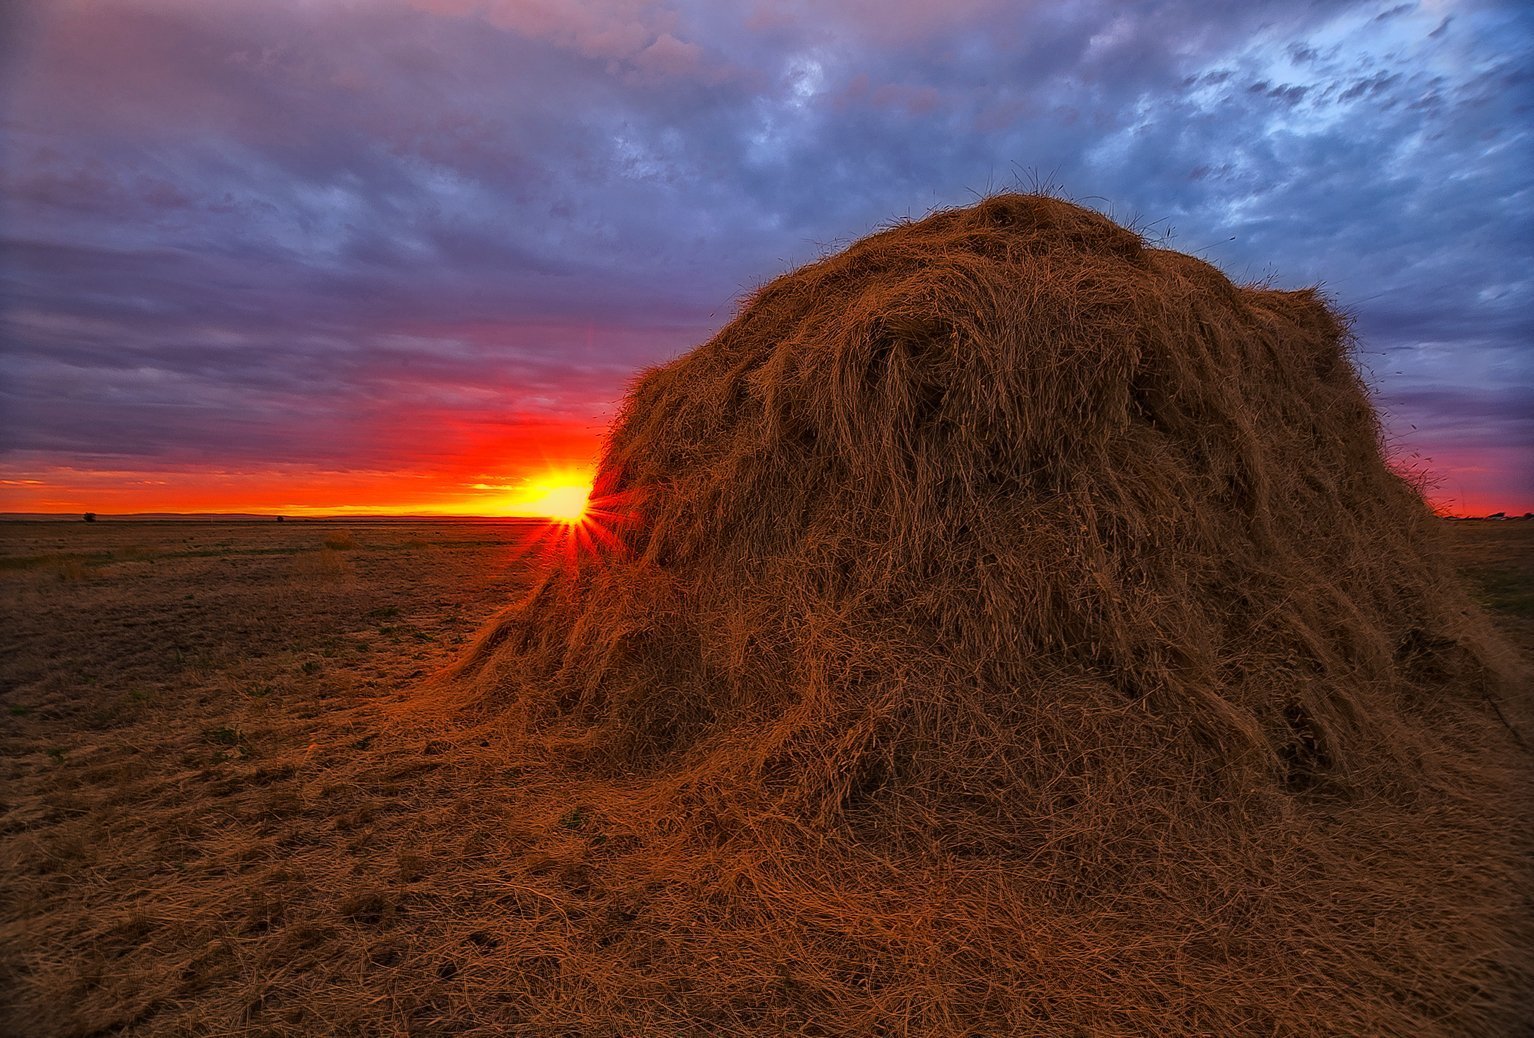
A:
[1,0,1530,517]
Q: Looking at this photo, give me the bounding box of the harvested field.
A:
[0,518,1530,1035]
[0,520,545,1036]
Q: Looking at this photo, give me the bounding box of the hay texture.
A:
[436,195,1532,1035]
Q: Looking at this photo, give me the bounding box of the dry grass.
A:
[324,530,359,551]
[290,546,356,581]
[1,197,1531,1036]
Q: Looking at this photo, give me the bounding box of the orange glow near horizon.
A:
[0,416,609,518]
[0,441,1528,520]
[0,463,608,520]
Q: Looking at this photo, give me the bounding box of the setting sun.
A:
[525,475,591,523]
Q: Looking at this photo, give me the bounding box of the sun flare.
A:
[525,475,592,523]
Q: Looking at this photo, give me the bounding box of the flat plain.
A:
[1,518,1530,1036]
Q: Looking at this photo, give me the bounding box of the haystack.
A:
[435,195,1532,1035]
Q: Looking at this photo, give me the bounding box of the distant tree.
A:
[276,515,286,523]
[82,512,97,523]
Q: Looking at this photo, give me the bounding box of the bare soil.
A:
[1,518,1529,1036]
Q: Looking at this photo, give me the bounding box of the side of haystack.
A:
[426,194,1532,1036]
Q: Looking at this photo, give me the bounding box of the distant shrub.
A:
[82,512,97,523]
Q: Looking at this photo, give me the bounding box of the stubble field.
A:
[1,520,553,1035]
[1,518,1530,1036]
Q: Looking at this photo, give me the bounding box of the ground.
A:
[1,518,1530,1036]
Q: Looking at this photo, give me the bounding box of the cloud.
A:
[2,0,1530,511]
[633,31,705,78]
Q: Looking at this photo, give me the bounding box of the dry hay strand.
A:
[418,194,1534,1035]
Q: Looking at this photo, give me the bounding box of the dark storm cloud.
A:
[2,0,1530,500]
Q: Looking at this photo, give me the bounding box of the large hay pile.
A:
[435,195,1532,1034]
